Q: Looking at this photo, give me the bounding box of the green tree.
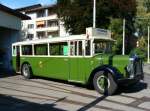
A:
[144,0,150,13]
[138,37,147,49]
[57,0,93,34]
[130,37,147,59]
[110,0,137,54]
[132,0,149,60]
[109,19,123,54]
[135,0,150,37]
[57,0,137,54]
[57,0,136,34]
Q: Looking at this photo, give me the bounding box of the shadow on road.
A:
[0,73,18,78]
[34,76,148,95]
[0,69,18,78]
[34,76,87,88]
[0,94,66,111]
[116,82,147,95]
[77,95,106,111]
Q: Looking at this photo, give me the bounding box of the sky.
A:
[0,0,57,9]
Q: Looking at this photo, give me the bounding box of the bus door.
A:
[47,42,69,80]
[69,41,85,82]
[16,46,20,72]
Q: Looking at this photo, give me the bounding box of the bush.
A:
[130,48,147,60]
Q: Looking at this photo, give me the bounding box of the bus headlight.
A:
[126,58,134,78]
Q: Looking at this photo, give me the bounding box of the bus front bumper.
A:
[117,74,144,86]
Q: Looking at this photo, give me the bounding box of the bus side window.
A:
[34,44,48,55]
[85,40,91,56]
[50,42,68,56]
[75,41,77,55]
[22,45,32,55]
[16,46,20,55]
[13,46,16,56]
[78,41,82,56]
[70,41,77,56]
[63,45,68,56]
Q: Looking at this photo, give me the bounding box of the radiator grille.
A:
[134,59,143,76]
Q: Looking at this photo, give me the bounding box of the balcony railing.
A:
[36,20,58,29]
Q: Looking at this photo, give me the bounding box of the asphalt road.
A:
[144,73,150,88]
[0,74,150,111]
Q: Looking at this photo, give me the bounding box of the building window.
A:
[37,10,45,18]
[48,9,55,16]
[27,34,34,40]
[28,24,34,29]
[37,32,46,39]
[36,21,46,28]
[47,20,58,27]
[48,31,59,38]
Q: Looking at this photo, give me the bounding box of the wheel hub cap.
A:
[97,75,110,91]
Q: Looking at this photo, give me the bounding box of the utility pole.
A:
[122,18,125,55]
[148,26,150,63]
[93,0,96,28]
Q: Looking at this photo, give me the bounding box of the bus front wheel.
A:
[93,71,117,96]
[21,64,32,79]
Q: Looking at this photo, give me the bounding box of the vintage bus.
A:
[12,27,144,95]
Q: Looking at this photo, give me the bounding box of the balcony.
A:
[36,14,58,21]
[36,21,46,28]
[36,27,59,32]
[36,20,59,32]
[37,31,59,39]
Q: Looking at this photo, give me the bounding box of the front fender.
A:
[104,65,123,80]
[90,65,123,83]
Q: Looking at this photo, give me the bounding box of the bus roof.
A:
[12,34,114,46]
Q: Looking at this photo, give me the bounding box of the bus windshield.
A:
[94,40,112,54]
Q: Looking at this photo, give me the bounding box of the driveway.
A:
[0,75,150,111]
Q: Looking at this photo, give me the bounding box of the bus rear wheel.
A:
[21,64,32,79]
[93,71,117,96]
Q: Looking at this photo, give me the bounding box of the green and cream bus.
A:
[12,27,144,95]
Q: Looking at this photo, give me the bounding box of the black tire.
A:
[93,71,117,96]
[21,64,32,79]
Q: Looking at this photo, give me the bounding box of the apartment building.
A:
[16,4,68,40]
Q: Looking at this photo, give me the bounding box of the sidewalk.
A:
[144,63,150,74]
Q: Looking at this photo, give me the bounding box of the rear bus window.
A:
[13,46,16,56]
[22,45,32,55]
[34,44,48,55]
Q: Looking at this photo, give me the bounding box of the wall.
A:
[59,21,69,37]
[0,11,21,30]
[0,28,21,73]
